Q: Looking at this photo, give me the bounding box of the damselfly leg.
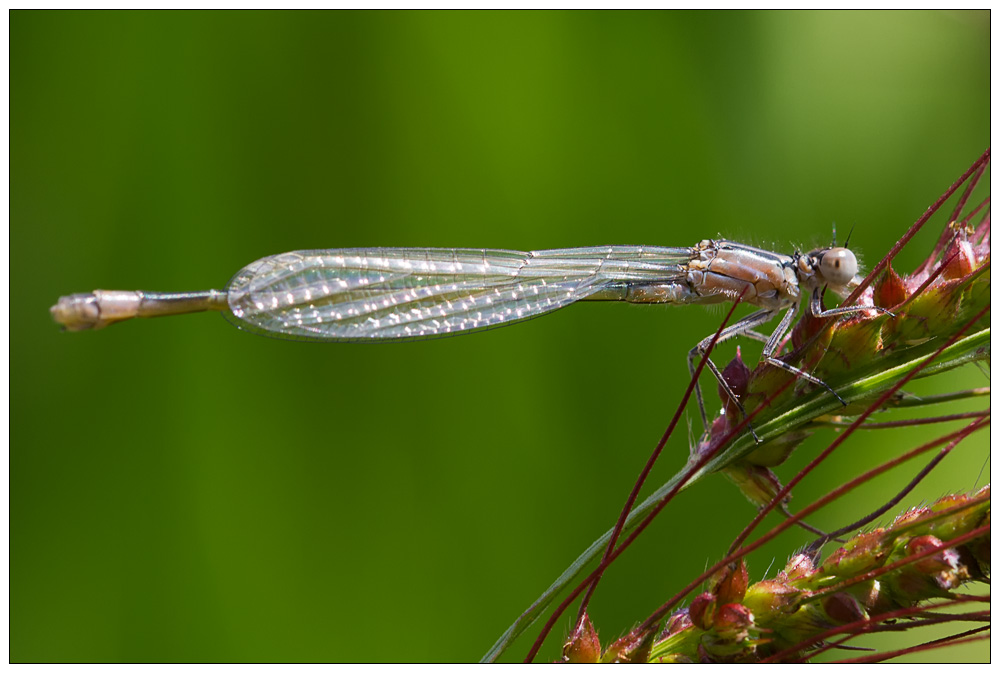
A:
[688,286,894,444]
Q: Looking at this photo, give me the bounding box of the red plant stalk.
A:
[526,150,990,661]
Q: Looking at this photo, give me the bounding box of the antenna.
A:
[844,224,856,248]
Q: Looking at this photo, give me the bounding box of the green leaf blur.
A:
[12,10,989,663]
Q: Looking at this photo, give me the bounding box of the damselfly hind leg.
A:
[687,296,871,444]
[688,308,778,445]
[689,347,762,444]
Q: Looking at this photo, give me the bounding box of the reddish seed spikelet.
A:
[664,609,693,636]
[712,603,754,639]
[561,612,601,663]
[874,263,908,309]
[781,553,815,580]
[713,561,749,604]
[572,490,989,662]
[599,623,657,663]
[687,592,716,631]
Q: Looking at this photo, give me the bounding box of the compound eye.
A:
[819,247,858,286]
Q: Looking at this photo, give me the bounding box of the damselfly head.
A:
[798,246,861,297]
[817,247,858,287]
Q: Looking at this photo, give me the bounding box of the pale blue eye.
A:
[820,248,858,286]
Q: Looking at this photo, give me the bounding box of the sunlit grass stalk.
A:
[795,604,989,663]
[824,626,990,664]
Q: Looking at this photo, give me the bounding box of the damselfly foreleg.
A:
[756,294,892,410]
[808,287,896,320]
[757,303,848,407]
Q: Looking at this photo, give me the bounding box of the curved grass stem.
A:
[484,151,991,663]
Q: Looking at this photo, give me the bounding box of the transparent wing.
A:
[224,246,694,341]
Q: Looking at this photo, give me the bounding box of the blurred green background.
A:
[12,10,989,663]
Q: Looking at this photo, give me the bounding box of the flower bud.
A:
[601,625,656,663]
[665,609,693,636]
[907,535,958,574]
[688,592,716,630]
[562,612,601,663]
[874,263,907,309]
[743,579,800,615]
[713,603,754,640]
[823,530,886,578]
[940,231,975,280]
[713,561,749,603]
[782,553,815,580]
[822,592,868,624]
[717,347,750,420]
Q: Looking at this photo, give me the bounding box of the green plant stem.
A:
[888,387,990,408]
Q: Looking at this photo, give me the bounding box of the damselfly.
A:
[50,240,890,440]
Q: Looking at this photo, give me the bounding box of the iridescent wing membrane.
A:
[225,246,694,341]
